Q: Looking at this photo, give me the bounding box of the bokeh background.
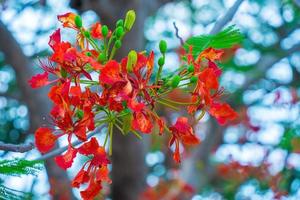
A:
[0,0,300,199]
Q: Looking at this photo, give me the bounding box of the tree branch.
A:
[210,0,244,34]
[0,142,34,153]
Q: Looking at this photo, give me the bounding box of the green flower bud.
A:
[76,109,84,119]
[115,40,122,49]
[127,50,137,72]
[159,40,167,54]
[190,76,198,83]
[97,53,106,62]
[101,25,109,37]
[116,26,124,38]
[171,75,181,88]
[116,19,124,27]
[187,65,194,73]
[74,15,82,28]
[60,67,68,78]
[158,57,165,66]
[122,111,133,134]
[124,10,136,32]
[83,30,91,38]
[85,52,92,57]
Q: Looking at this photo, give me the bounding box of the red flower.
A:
[35,127,58,153]
[169,117,200,163]
[55,146,78,170]
[209,103,238,125]
[74,138,111,200]
[28,72,50,88]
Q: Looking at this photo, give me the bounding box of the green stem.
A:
[155,54,165,84]
[160,98,195,106]
[109,122,113,156]
[196,109,206,121]
[156,100,180,111]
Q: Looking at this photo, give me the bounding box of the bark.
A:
[0,20,75,199]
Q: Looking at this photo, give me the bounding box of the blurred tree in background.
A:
[0,0,300,199]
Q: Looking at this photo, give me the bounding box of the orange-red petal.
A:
[28,72,49,89]
[55,146,78,170]
[35,127,57,153]
[57,12,77,29]
[99,60,123,85]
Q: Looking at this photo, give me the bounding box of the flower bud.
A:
[190,76,198,83]
[101,25,109,37]
[124,10,136,32]
[159,40,167,54]
[158,57,165,67]
[60,67,68,78]
[115,40,122,49]
[171,75,181,88]
[74,15,82,28]
[187,65,194,73]
[85,52,92,57]
[116,26,124,38]
[127,50,137,72]
[83,30,91,38]
[97,53,106,62]
[116,19,124,27]
[76,109,84,119]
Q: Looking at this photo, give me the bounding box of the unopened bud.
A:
[116,19,124,27]
[190,76,198,83]
[83,30,91,38]
[158,57,165,67]
[115,40,122,49]
[127,50,137,72]
[124,10,136,32]
[159,40,167,54]
[171,75,181,88]
[101,25,109,37]
[187,65,194,73]
[116,26,124,38]
[74,15,82,28]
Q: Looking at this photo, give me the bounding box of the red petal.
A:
[199,68,219,90]
[55,146,78,170]
[208,60,222,77]
[28,72,49,88]
[99,60,123,85]
[209,103,238,125]
[197,47,223,62]
[96,166,111,184]
[35,127,57,153]
[132,111,153,134]
[48,29,61,50]
[90,22,103,39]
[80,179,102,200]
[78,137,99,156]
[72,169,90,188]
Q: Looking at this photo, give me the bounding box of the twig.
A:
[34,125,106,161]
[0,142,34,153]
[209,0,244,34]
[173,22,184,45]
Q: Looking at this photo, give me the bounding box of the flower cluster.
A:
[29,10,237,199]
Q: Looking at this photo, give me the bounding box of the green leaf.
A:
[184,25,244,56]
[0,159,43,177]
